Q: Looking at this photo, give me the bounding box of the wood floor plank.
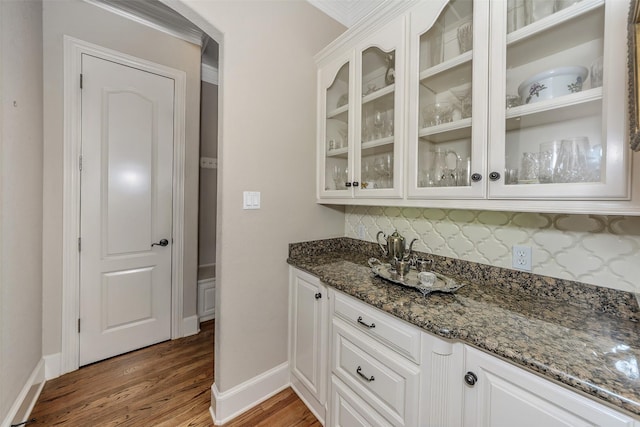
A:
[29,320,320,426]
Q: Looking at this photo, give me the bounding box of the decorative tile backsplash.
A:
[345,206,640,295]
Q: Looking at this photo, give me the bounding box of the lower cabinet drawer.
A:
[330,376,392,427]
[332,318,420,427]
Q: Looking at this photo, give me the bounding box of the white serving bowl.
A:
[518,66,588,104]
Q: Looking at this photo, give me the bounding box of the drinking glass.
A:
[554,137,589,183]
[538,140,561,183]
[518,152,539,183]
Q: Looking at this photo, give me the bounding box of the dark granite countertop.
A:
[287,238,640,418]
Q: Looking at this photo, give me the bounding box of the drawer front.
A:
[332,290,421,363]
[332,318,420,426]
[330,376,393,427]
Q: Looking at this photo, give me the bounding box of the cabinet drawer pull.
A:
[356,316,375,329]
[356,366,375,382]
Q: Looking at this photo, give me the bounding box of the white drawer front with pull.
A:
[331,289,422,363]
[330,376,393,427]
[332,318,420,426]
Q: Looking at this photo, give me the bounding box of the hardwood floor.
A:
[29,321,320,426]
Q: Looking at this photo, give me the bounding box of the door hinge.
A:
[78,318,81,333]
[79,155,83,171]
[78,237,81,252]
[80,73,83,89]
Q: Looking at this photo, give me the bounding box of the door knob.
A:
[151,239,169,247]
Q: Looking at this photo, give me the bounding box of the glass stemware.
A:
[449,83,472,119]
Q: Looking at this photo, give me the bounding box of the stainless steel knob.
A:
[464,371,478,386]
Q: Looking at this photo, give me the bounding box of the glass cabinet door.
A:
[488,0,629,199]
[354,17,405,198]
[319,55,353,198]
[408,0,488,199]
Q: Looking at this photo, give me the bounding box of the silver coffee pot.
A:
[376,230,417,261]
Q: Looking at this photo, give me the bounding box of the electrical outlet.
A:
[512,245,532,271]
[357,224,366,240]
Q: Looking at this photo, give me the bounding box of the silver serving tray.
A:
[368,258,466,295]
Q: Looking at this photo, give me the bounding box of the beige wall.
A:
[42,0,201,356]
[171,0,346,391]
[0,0,43,421]
[199,82,218,267]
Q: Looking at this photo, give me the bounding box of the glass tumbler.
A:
[554,137,589,183]
[538,140,561,183]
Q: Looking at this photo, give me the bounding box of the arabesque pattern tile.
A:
[345,206,640,294]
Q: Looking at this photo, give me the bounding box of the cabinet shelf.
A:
[418,117,472,143]
[327,104,349,119]
[361,136,394,156]
[507,0,603,47]
[505,87,602,131]
[362,84,394,105]
[419,51,472,82]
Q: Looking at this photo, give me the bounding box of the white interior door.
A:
[79,54,174,366]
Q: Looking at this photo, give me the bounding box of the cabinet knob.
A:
[315,292,322,299]
[345,182,352,187]
[352,181,359,187]
[471,173,482,182]
[489,171,501,181]
[464,371,478,386]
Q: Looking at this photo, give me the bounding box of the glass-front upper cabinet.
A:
[354,17,405,198]
[408,0,489,199]
[318,17,405,199]
[319,52,354,198]
[488,0,629,199]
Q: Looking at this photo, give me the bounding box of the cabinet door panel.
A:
[319,52,356,198]
[289,268,327,405]
[463,346,636,427]
[408,0,489,199]
[488,0,629,200]
[354,17,406,199]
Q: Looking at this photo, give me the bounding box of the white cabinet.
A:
[318,16,406,199]
[288,267,329,424]
[462,346,638,427]
[316,0,636,214]
[288,268,639,426]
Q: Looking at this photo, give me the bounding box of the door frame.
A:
[61,36,187,374]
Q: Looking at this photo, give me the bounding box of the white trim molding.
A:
[1,359,45,427]
[182,315,200,337]
[44,353,62,380]
[61,35,187,375]
[201,63,218,85]
[210,362,290,425]
[198,277,216,322]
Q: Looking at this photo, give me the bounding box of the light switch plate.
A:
[243,191,260,209]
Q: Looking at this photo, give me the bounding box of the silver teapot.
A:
[376,230,417,261]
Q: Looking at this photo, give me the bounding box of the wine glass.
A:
[373,107,384,140]
[449,83,472,119]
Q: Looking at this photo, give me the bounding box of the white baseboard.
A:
[210,362,290,425]
[44,352,62,380]
[182,315,200,337]
[1,359,45,427]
